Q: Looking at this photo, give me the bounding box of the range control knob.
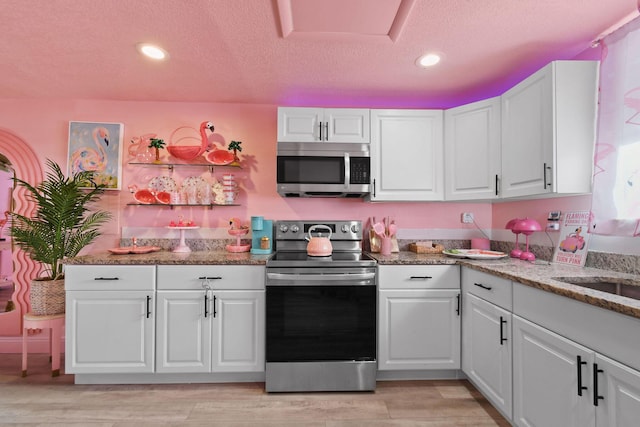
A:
[290,225,300,233]
[279,224,289,233]
[351,224,360,233]
[341,224,350,233]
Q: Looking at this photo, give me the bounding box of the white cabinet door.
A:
[277,107,323,142]
[370,109,444,201]
[324,108,370,143]
[512,315,596,427]
[445,97,501,200]
[378,288,460,370]
[501,65,552,198]
[595,354,640,427]
[462,292,513,419]
[156,291,211,373]
[212,290,265,373]
[66,290,155,374]
[501,61,598,198]
[277,107,369,143]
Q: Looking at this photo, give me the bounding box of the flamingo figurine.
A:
[198,121,215,154]
[167,120,215,161]
[70,127,109,173]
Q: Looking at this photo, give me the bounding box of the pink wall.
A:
[0,99,491,244]
[492,195,592,230]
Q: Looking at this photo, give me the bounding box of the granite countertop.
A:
[64,250,271,266]
[67,249,640,319]
[370,251,640,319]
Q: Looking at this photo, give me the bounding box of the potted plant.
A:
[9,159,112,315]
[228,140,242,166]
[148,137,166,164]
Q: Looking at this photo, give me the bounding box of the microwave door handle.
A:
[344,153,350,189]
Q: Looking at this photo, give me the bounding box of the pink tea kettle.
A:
[306,225,333,256]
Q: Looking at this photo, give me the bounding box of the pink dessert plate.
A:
[133,189,156,204]
[205,149,235,165]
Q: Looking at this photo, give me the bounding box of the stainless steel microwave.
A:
[276,142,371,197]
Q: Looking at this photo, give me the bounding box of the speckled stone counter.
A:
[67,249,640,319]
[369,251,640,319]
[64,250,271,265]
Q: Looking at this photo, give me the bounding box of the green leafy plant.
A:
[228,140,243,165]
[9,159,112,280]
[0,153,12,173]
[148,138,166,163]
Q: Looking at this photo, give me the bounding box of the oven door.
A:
[265,267,376,363]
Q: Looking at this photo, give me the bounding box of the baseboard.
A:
[0,335,66,353]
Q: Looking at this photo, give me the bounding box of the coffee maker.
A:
[250,216,273,254]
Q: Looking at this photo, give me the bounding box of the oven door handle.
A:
[266,272,376,283]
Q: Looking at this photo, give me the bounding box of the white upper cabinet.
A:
[277,107,370,143]
[444,97,501,200]
[369,109,444,201]
[500,60,598,198]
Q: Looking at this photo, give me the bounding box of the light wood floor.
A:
[0,353,511,426]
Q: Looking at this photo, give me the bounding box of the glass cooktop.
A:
[267,251,376,267]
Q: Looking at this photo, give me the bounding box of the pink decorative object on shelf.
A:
[167,120,215,161]
[205,149,235,165]
[226,217,250,252]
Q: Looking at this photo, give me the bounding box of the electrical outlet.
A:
[461,212,474,224]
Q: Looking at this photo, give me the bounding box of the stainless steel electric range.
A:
[265,220,377,392]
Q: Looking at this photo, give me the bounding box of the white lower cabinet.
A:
[156,265,265,374]
[596,354,640,427]
[211,290,265,373]
[65,265,156,374]
[378,265,460,371]
[513,315,595,427]
[461,268,513,420]
[512,281,640,427]
[463,293,512,419]
[156,291,211,373]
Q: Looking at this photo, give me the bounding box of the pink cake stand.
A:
[227,228,250,252]
[167,226,199,253]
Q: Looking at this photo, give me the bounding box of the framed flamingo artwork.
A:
[67,121,124,190]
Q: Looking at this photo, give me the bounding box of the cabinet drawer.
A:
[378,265,459,289]
[462,268,512,310]
[157,265,265,290]
[65,265,156,291]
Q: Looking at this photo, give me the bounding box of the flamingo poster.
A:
[552,211,591,267]
[67,121,123,190]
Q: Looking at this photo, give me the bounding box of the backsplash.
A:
[492,240,640,275]
[120,237,640,276]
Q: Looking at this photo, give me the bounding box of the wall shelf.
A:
[126,203,240,210]
[128,161,241,173]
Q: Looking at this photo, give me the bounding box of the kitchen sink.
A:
[553,276,640,301]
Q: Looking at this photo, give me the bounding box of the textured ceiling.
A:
[0,0,637,108]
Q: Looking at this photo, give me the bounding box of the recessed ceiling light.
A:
[416,53,441,68]
[136,43,169,60]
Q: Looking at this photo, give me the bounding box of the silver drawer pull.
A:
[409,276,432,280]
[198,276,222,280]
[94,277,120,281]
[474,282,492,290]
